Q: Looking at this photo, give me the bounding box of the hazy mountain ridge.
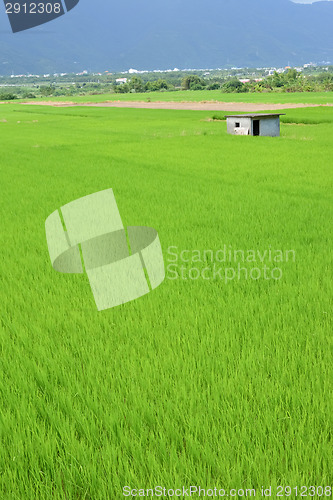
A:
[0,0,332,74]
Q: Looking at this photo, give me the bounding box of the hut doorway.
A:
[253,120,260,136]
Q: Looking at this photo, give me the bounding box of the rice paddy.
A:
[0,99,332,499]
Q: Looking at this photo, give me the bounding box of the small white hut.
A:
[225,113,285,137]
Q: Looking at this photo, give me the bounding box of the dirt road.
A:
[20,100,333,112]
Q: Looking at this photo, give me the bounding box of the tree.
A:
[22,92,36,99]
[113,83,130,94]
[153,78,168,90]
[145,79,169,92]
[207,82,221,90]
[129,76,144,93]
[0,92,17,100]
[286,68,298,82]
[181,75,206,90]
[271,71,284,88]
[39,85,54,97]
[221,79,246,93]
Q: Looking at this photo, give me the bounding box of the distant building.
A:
[116,78,128,84]
[225,113,285,137]
[304,63,316,68]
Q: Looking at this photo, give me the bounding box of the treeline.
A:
[182,70,333,93]
[111,70,333,94]
[1,68,332,100]
[112,77,171,94]
[221,69,333,93]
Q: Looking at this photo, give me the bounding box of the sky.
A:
[292,0,333,3]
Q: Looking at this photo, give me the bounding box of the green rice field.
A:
[17,89,333,104]
[0,100,332,499]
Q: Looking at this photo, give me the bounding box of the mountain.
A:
[0,0,332,75]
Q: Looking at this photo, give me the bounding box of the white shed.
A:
[225,113,285,137]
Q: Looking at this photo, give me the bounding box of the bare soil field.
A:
[20,100,333,111]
